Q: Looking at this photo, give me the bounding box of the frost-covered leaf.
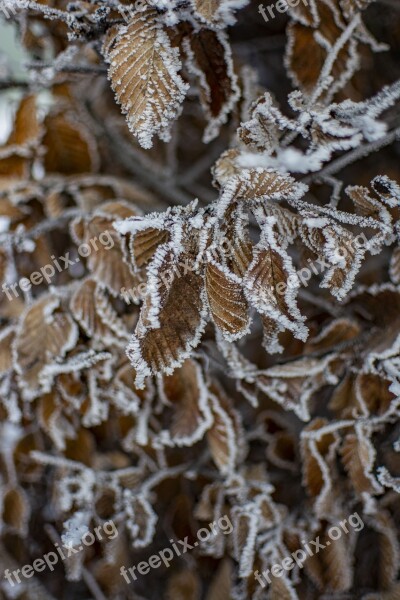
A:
[127,249,207,387]
[123,491,157,548]
[304,523,354,591]
[70,278,128,343]
[243,220,307,342]
[103,9,189,148]
[13,295,78,400]
[301,418,340,515]
[205,258,250,341]
[185,28,240,142]
[341,431,381,495]
[71,201,140,296]
[286,0,361,97]
[218,166,306,216]
[157,358,212,446]
[206,384,243,474]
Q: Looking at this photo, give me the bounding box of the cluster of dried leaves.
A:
[0,0,400,598]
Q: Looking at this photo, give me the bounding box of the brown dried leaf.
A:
[205,259,250,340]
[304,526,353,591]
[13,295,78,399]
[231,169,303,203]
[192,0,222,22]
[206,384,243,474]
[103,9,188,148]
[0,327,14,373]
[305,318,360,353]
[301,418,338,500]
[130,228,170,270]
[43,112,99,174]
[8,95,40,146]
[72,203,140,297]
[2,487,30,534]
[159,358,211,445]
[187,28,239,141]
[70,278,128,342]
[270,575,299,600]
[205,559,233,600]
[128,251,207,386]
[166,569,201,600]
[341,432,380,495]
[286,1,357,94]
[244,245,291,318]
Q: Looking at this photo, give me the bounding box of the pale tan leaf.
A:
[103,9,188,148]
[192,0,222,22]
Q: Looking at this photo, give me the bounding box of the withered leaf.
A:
[192,0,222,22]
[341,431,380,495]
[127,250,207,387]
[13,295,78,400]
[70,278,128,342]
[103,9,189,148]
[187,28,239,142]
[158,358,212,446]
[205,259,250,341]
[130,227,170,270]
[43,112,99,174]
[206,385,243,474]
[166,569,201,600]
[286,1,358,95]
[71,202,140,297]
[304,526,353,591]
[2,487,30,534]
[205,559,232,600]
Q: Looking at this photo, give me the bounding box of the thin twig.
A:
[26,61,107,75]
[0,79,29,90]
